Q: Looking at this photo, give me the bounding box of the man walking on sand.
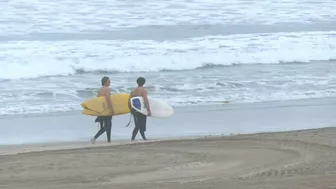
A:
[91,76,115,144]
[128,77,151,141]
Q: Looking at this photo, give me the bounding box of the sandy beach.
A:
[1,126,336,189]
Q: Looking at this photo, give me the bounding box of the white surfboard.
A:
[130,96,174,118]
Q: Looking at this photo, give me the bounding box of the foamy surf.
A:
[1,31,336,80]
[1,0,336,116]
[0,60,335,116]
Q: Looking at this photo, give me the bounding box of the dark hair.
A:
[136,77,146,86]
[101,76,109,86]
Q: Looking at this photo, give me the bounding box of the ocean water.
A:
[1,0,336,116]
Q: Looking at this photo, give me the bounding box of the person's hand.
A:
[148,111,151,117]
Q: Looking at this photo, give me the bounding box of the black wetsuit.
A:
[131,109,147,140]
[93,116,112,142]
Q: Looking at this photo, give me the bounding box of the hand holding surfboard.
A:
[130,96,174,118]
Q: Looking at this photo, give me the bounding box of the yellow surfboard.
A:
[81,93,130,116]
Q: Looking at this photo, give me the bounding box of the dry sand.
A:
[1,127,336,189]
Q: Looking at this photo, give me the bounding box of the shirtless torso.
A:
[97,77,114,115]
[128,77,151,116]
[129,86,151,116]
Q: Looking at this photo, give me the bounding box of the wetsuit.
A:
[131,109,147,140]
[93,116,112,142]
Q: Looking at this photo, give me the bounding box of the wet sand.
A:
[1,127,336,189]
[1,97,336,145]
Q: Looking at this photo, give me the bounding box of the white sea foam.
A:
[0,62,335,116]
[1,0,336,34]
[0,87,335,116]
[1,31,336,80]
[1,0,336,116]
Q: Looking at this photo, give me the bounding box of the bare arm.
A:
[104,88,114,114]
[142,89,151,116]
[128,92,132,110]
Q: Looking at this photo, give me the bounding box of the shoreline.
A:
[0,135,212,156]
[1,126,335,156]
[1,96,336,145]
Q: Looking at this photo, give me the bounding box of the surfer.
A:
[91,76,115,144]
[128,77,151,141]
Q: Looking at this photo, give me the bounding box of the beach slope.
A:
[1,127,336,189]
